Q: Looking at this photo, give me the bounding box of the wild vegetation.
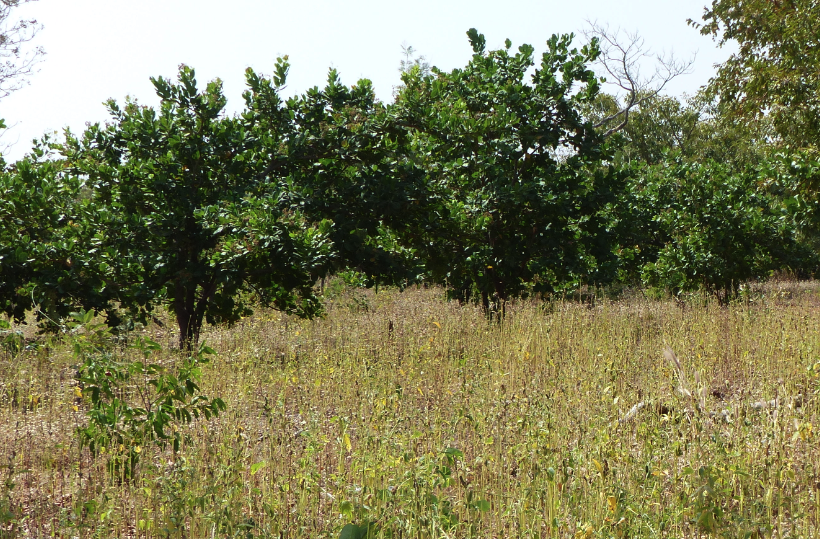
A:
[2,0,820,536]
[1,281,819,537]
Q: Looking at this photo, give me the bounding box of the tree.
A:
[0,142,109,326]
[691,0,820,274]
[692,0,820,151]
[614,157,810,301]
[0,0,43,100]
[393,29,621,313]
[586,91,771,171]
[586,92,701,166]
[244,66,435,288]
[582,22,695,138]
[63,64,332,349]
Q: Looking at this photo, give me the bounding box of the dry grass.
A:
[1,282,820,538]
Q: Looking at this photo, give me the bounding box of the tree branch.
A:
[583,21,696,137]
[0,0,44,100]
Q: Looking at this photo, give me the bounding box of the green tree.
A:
[693,0,820,151]
[692,1,820,274]
[244,66,434,288]
[586,92,702,166]
[587,91,771,171]
[393,29,620,313]
[64,65,332,349]
[617,157,809,300]
[0,143,110,325]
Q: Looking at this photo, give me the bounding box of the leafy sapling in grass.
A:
[71,309,226,480]
[0,319,23,358]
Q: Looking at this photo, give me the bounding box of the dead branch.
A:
[583,21,695,137]
[0,0,44,100]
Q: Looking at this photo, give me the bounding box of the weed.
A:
[1,286,819,536]
[71,309,226,481]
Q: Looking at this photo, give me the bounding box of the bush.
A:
[71,310,226,480]
[616,157,812,301]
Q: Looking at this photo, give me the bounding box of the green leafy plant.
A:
[64,64,332,350]
[338,520,380,539]
[337,446,491,538]
[246,63,432,290]
[393,29,620,314]
[72,309,226,479]
[616,157,807,301]
[0,319,22,358]
[694,0,820,152]
[0,147,114,330]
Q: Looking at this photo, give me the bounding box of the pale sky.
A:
[1,0,730,161]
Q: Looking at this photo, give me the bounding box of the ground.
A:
[1,281,819,537]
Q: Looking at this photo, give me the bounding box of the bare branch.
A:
[583,21,695,137]
[0,118,20,157]
[0,0,44,100]
[398,42,431,77]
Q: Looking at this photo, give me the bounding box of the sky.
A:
[0,0,732,161]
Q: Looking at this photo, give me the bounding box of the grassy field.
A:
[1,282,820,538]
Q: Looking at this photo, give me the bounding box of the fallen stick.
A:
[614,394,805,426]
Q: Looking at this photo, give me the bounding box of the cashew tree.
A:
[0,144,110,326]
[392,29,622,313]
[64,64,332,349]
[243,65,437,288]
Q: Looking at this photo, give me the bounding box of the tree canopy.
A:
[392,30,620,312]
[2,25,820,342]
[694,0,820,151]
[63,65,332,348]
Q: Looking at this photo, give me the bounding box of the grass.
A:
[1,281,819,538]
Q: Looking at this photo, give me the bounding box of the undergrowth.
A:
[0,281,819,537]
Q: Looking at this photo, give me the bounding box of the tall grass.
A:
[1,282,819,537]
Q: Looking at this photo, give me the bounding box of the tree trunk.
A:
[174,281,198,351]
[174,278,219,351]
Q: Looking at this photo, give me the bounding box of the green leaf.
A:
[339,500,354,518]
[466,28,486,54]
[474,499,491,512]
[338,523,365,539]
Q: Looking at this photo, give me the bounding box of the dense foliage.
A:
[247,65,432,286]
[2,25,820,342]
[62,66,333,348]
[695,0,820,151]
[392,31,620,313]
[616,158,810,301]
[0,146,107,325]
